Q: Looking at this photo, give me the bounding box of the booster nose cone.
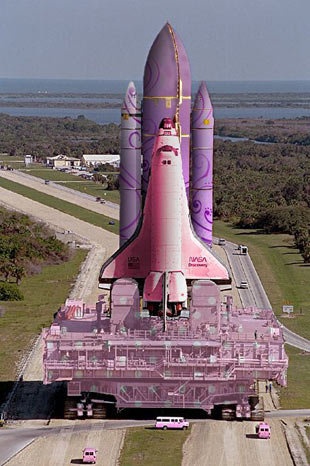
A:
[192,81,213,128]
[122,81,139,116]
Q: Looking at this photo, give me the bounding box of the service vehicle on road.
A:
[82,447,97,464]
[256,422,271,439]
[155,416,189,430]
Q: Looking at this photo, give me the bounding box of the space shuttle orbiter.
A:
[99,118,230,308]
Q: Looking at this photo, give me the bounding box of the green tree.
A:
[0,282,23,301]
[294,228,310,263]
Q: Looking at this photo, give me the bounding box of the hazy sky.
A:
[1,0,309,81]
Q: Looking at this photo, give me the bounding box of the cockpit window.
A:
[160,117,175,129]
[161,145,173,152]
[160,145,178,155]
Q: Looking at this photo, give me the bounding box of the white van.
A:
[155,416,189,430]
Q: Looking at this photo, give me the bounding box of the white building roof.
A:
[83,154,120,164]
[47,154,80,161]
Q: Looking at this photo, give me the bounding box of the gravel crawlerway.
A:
[182,419,294,466]
[1,184,122,466]
[0,177,297,466]
[0,169,119,220]
[5,423,126,466]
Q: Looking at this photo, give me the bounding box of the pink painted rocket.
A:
[191,82,214,246]
[100,23,230,308]
[100,118,230,308]
[119,82,142,246]
[43,23,287,419]
[43,21,287,419]
[142,23,191,198]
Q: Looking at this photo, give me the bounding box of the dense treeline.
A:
[0,114,119,158]
[213,139,310,218]
[0,208,70,299]
[213,138,310,262]
[0,114,309,261]
[215,117,310,145]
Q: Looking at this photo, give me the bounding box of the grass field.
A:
[0,155,25,169]
[214,221,310,338]
[22,168,88,182]
[61,181,120,203]
[214,221,310,409]
[278,346,310,409]
[0,180,309,412]
[0,248,87,382]
[0,176,119,234]
[20,167,120,203]
[117,223,310,460]
[118,427,191,466]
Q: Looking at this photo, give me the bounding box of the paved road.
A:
[0,420,151,465]
[267,409,310,418]
[224,240,271,309]
[1,169,309,352]
[222,240,310,352]
[0,171,308,465]
[0,169,119,219]
[0,426,46,465]
[2,410,310,466]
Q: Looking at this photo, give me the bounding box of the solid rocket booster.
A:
[191,82,214,246]
[142,23,191,197]
[119,82,142,246]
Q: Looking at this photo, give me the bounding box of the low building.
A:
[82,154,120,168]
[24,154,33,166]
[46,154,81,169]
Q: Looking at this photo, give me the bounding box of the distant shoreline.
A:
[1,78,310,95]
[1,92,310,110]
[2,91,310,122]
[1,79,310,122]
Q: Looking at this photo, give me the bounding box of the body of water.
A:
[2,78,310,94]
[1,78,310,123]
[1,105,310,124]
